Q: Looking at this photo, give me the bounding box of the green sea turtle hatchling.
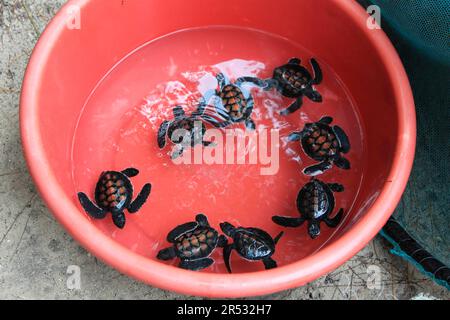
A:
[272,178,344,239]
[220,222,283,273]
[77,168,152,229]
[158,105,214,159]
[237,57,323,115]
[157,214,228,271]
[289,116,350,176]
[201,73,256,130]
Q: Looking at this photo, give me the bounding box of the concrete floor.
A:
[0,0,448,300]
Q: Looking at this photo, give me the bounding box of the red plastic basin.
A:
[20,0,415,297]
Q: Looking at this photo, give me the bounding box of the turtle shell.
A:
[234,228,274,261]
[301,123,340,161]
[219,84,247,121]
[273,64,312,98]
[297,179,334,220]
[175,226,218,260]
[95,171,132,213]
[167,117,206,146]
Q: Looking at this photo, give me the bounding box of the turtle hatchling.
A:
[272,178,344,239]
[157,214,228,271]
[158,104,214,159]
[289,116,350,176]
[220,222,283,273]
[201,73,256,130]
[237,57,323,115]
[77,168,152,229]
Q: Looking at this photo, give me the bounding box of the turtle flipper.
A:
[157,246,176,260]
[78,192,107,219]
[216,121,233,128]
[303,161,332,176]
[158,120,170,148]
[245,118,256,130]
[288,130,307,141]
[191,97,207,118]
[215,103,233,120]
[243,96,256,130]
[201,114,220,127]
[171,146,185,160]
[179,258,214,271]
[318,116,333,125]
[173,106,186,119]
[288,57,301,65]
[167,221,198,243]
[195,213,209,227]
[203,115,232,128]
[262,257,277,270]
[280,97,303,116]
[273,231,284,244]
[220,222,236,237]
[263,78,279,91]
[235,76,267,88]
[334,156,351,170]
[223,244,234,273]
[328,183,344,192]
[128,183,152,213]
[244,95,254,117]
[217,235,228,248]
[272,216,305,228]
[121,168,139,178]
[310,58,323,85]
[333,125,351,153]
[324,209,344,228]
[112,212,126,229]
[303,86,322,102]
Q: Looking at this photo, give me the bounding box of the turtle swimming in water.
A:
[237,57,323,115]
[158,104,214,159]
[157,214,228,271]
[220,222,283,273]
[201,73,256,130]
[77,168,152,229]
[289,116,351,176]
[272,178,344,239]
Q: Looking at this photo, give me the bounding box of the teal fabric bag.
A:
[358,0,450,289]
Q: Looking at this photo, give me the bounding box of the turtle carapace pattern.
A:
[157,105,214,159]
[288,116,351,176]
[77,168,152,229]
[272,178,345,239]
[201,73,257,130]
[157,214,228,271]
[220,222,283,273]
[237,58,323,115]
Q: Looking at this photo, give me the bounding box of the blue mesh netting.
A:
[370,0,450,63]
[358,0,450,288]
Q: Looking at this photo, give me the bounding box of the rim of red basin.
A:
[20,0,416,298]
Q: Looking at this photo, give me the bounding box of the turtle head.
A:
[220,222,236,237]
[308,221,321,239]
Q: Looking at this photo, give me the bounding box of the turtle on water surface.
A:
[237,57,323,115]
[272,178,345,239]
[158,105,214,159]
[77,168,152,229]
[157,214,228,271]
[201,73,257,130]
[288,116,351,176]
[220,222,283,273]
